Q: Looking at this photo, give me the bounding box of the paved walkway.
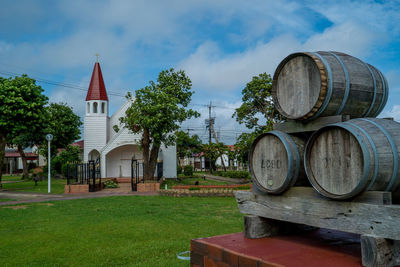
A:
[0,183,158,206]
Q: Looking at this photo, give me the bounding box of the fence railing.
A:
[66,160,101,192]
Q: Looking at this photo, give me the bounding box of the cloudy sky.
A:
[1,0,399,144]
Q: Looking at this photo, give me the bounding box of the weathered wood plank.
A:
[353,191,392,205]
[244,216,280,238]
[235,188,400,240]
[273,115,350,133]
[361,235,400,267]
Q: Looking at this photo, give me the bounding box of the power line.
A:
[0,69,127,97]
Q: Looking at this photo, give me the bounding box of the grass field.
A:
[2,175,24,181]
[1,178,66,194]
[0,195,243,266]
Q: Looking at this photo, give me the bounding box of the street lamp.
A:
[46,134,53,193]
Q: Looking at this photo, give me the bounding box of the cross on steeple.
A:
[95,53,100,62]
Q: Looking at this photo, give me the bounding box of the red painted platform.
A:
[191,229,362,266]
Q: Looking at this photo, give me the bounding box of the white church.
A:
[82,61,177,179]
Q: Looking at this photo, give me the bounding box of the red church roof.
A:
[86,62,108,101]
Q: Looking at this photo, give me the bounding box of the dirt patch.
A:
[3,205,28,210]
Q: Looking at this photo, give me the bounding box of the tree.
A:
[40,103,82,161]
[176,130,202,162]
[53,145,82,176]
[121,68,199,180]
[234,130,265,165]
[232,73,281,131]
[0,75,48,185]
[201,142,228,172]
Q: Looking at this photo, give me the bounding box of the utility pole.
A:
[208,102,212,145]
[206,102,215,172]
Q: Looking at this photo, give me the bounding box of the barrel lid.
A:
[250,131,294,194]
[272,52,328,120]
[305,124,371,199]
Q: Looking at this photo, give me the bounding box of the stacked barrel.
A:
[249,51,400,200]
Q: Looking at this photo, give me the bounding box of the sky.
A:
[0,0,400,144]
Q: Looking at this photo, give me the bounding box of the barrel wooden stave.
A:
[272,51,387,120]
[305,118,400,199]
[250,131,306,194]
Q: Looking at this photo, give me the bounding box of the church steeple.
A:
[86,61,108,101]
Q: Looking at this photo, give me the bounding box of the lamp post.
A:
[46,134,53,193]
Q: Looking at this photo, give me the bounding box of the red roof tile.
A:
[86,62,108,101]
[71,140,84,149]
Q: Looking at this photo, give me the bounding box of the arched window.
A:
[87,102,90,113]
[101,102,105,113]
[93,102,98,113]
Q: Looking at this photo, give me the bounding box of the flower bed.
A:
[159,185,251,197]
[172,184,252,189]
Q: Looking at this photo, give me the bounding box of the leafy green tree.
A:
[176,130,202,160]
[0,75,48,185]
[40,103,82,161]
[201,142,228,172]
[234,130,268,165]
[53,145,82,176]
[226,146,239,170]
[121,68,199,179]
[232,73,281,131]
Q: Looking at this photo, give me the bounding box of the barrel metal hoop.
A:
[360,118,398,191]
[374,69,388,117]
[363,63,377,117]
[344,121,378,190]
[331,123,372,196]
[284,133,300,186]
[308,52,333,120]
[270,130,295,192]
[382,73,390,113]
[327,52,350,115]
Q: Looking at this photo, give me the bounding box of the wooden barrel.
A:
[272,51,388,120]
[249,131,307,194]
[305,118,400,200]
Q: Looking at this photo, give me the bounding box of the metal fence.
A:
[131,159,163,191]
[66,159,101,192]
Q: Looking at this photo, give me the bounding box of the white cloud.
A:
[178,35,301,92]
[179,18,379,93]
[380,105,400,122]
[303,22,376,57]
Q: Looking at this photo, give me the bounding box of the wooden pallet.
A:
[235,187,400,267]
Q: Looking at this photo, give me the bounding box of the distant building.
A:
[3,146,39,174]
[82,61,177,178]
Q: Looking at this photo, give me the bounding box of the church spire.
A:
[86,60,108,101]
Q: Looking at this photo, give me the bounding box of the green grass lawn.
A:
[162,177,229,188]
[1,178,66,194]
[2,175,24,181]
[0,198,15,202]
[0,196,243,267]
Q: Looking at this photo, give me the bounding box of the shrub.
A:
[216,171,250,179]
[183,165,193,176]
[189,187,201,191]
[177,165,182,175]
[104,179,119,188]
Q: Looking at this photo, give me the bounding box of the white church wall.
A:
[84,116,108,162]
[105,144,140,177]
[108,101,131,141]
